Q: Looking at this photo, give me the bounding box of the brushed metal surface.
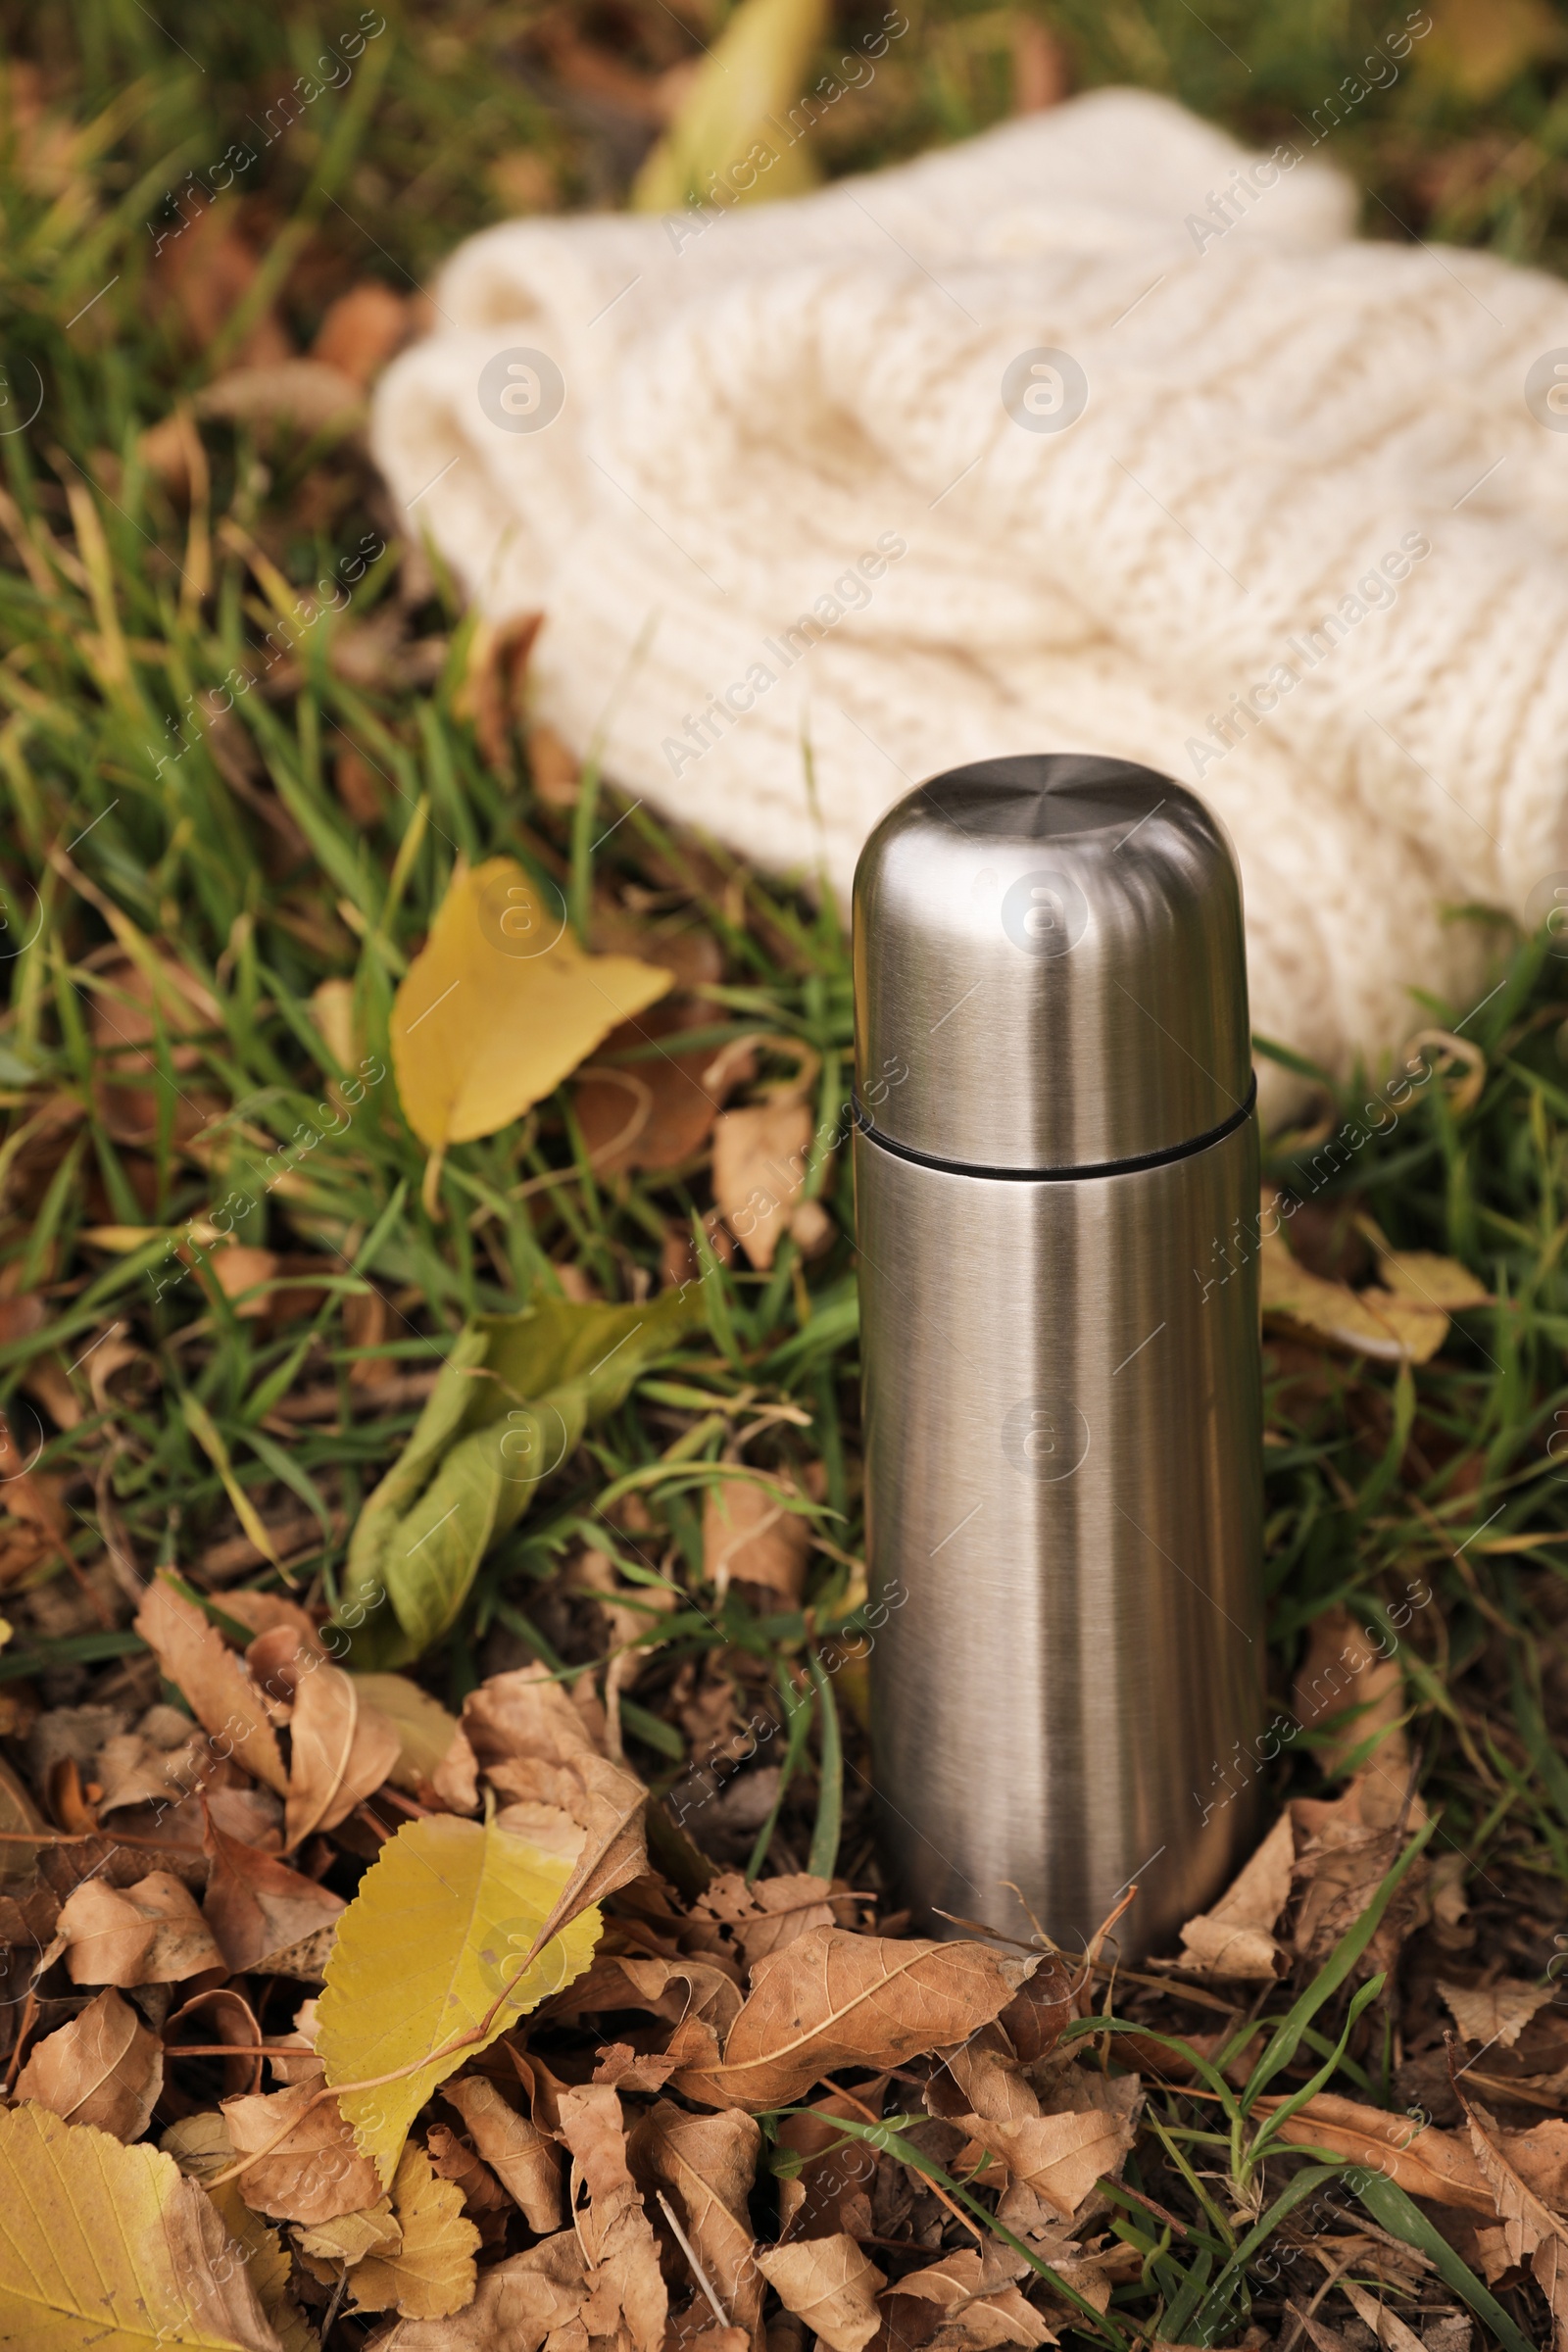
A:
[854,754,1251,1172]
[858,1114,1263,1960]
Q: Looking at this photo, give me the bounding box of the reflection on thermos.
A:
[853,754,1263,1961]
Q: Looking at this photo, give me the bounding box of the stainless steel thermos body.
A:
[853,754,1264,1960]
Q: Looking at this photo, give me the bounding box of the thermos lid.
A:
[853,754,1253,1174]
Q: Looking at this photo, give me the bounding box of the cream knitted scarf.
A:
[372,85,1568,1112]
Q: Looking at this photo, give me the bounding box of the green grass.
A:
[5,1,1568,2343]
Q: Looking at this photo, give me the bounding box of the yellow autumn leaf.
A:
[315,1812,600,2185]
[349,1671,466,1793]
[632,0,828,213]
[390,858,670,1149]
[1259,1235,1448,1363]
[1377,1248,1491,1312]
[0,2101,278,2350]
[346,2142,479,2320]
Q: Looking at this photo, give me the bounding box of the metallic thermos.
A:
[854,753,1263,1961]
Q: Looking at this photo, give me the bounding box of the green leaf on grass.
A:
[334,1287,705,1666]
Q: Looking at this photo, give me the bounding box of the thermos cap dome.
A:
[853,754,1253,1174]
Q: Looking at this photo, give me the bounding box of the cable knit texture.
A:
[372,88,1568,1111]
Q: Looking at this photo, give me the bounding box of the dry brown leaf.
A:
[160,2109,318,2352]
[426,2121,510,2227]
[362,2228,586,2352]
[311,282,412,386]
[754,2232,885,2352]
[695,1870,840,1970]
[894,2243,1056,2350]
[1252,2091,1494,2213]
[15,1985,163,2139]
[1338,2277,1427,2352]
[203,1810,346,1975]
[674,1927,1035,2111]
[553,1953,744,2070]
[196,358,364,437]
[58,1867,223,1985]
[574,998,742,1176]
[1460,2095,1568,2343]
[1440,1978,1556,2051]
[630,2100,763,2339]
[1177,1812,1295,1979]
[1290,1774,1428,1973]
[775,2087,884,2242]
[712,1100,811,1269]
[558,2082,668,2352]
[134,1571,288,1794]
[347,2140,480,2319]
[221,2077,382,2224]
[442,2074,564,2231]
[1294,1605,1408,1779]
[284,1659,401,1848]
[702,1477,809,1603]
[932,2035,1140,2219]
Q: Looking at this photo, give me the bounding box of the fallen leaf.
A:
[1440,1978,1557,2051]
[196,358,364,438]
[1338,2277,1427,2352]
[390,856,670,1151]
[1375,1247,1491,1311]
[442,2074,564,2230]
[553,1953,743,2072]
[426,2121,510,2226]
[351,1672,477,1807]
[1177,1812,1295,1979]
[711,1100,811,1269]
[162,2111,319,2352]
[694,1870,840,1970]
[1294,1604,1408,1778]
[754,2232,885,2352]
[58,1867,223,1985]
[573,1000,748,1176]
[1251,2091,1494,2212]
[0,2101,278,2349]
[1460,2093,1568,2341]
[630,2100,764,2339]
[135,1571,288,1794]
[15,1985,163,2140]
[559,2082,668,2352]
[203,1811,346,1976]
[674,1927,1034,2110]
[931,2034,1141,2219]
[632,0,828,211]
[361,2228,586,2351]
[295,2191,402,2269]
[463,1662,651,1956]
[334,1290,701,1666]
[1260,1234,1448,1363]
[775,2084,886,2245]
[311,282,411,386]
[221,2077,382,2225]
[283,1659,401,1848]
[1416,0,1566,101]
[893,2243,1055,2349]
[316,1811,601,2184]
[703,1476,809,1602]
[348,2141,480,2319]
